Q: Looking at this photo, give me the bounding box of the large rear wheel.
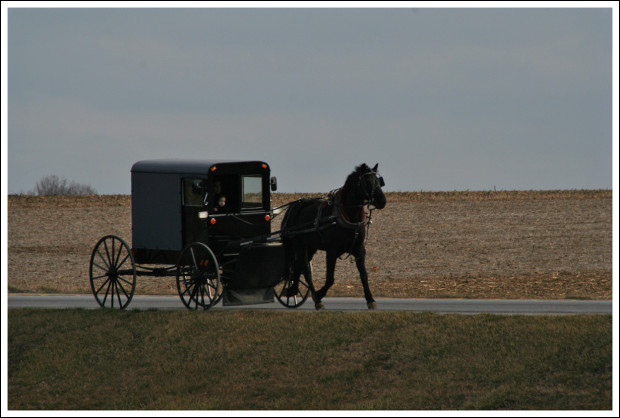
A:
[176,242,221,310]
[89,235,136,309]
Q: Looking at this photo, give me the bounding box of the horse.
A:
[281,163,386,310]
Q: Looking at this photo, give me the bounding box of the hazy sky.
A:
[4,4,616,194]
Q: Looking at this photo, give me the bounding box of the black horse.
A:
[281,163,386,310]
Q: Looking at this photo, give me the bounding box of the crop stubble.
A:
[7,191,612,299]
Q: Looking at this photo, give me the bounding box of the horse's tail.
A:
[280,200,295,236]
[280,198,315,236]
[280,198,320,274]
[280,199,305,277]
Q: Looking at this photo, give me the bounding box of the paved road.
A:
[7,294,612,315]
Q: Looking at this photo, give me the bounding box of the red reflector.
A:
[210,218,216,224]
[265,215,271,221]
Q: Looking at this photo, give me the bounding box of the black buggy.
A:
[89,159,310,310]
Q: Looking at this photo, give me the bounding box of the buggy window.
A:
[182,179,206,206]
[241,176,263,210]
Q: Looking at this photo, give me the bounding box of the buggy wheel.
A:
[176,242,221,310]
[89,235,136,309]
[274,263,311,308]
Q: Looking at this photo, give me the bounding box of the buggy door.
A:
[181,178,209,247]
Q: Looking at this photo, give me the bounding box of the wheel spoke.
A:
[189,248,198,269]
[95,249,111,270]
[205,282,215,302]
[111,238,117,267]
[103,240,112,269]
[206,279,217,294]
[91,272,108,281]
[110,280,115,308]
[278,281,289,298]
[180,284,192,298]
[96,277,112,296]
[114,282,123,307]
[91,261,110,274]
[117,275,134,287]
[114,239,124,268]
[101,279,112,306]
[179,275,191,294]
[116,279,131,300]
[116,253,131,270]
[200,285,209,306]
[191,284,200,309]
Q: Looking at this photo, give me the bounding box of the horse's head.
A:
[354,163,387,210]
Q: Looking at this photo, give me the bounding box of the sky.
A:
[3,3,617,194]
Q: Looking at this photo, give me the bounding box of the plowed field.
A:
[7,190,612,300]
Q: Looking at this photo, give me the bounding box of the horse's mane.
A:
[343,163,370,191]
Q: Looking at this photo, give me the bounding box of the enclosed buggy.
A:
[89,159,309,310]
[131,159,275,263]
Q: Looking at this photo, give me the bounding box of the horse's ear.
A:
[372,163,379,172]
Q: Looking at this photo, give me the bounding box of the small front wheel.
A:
[274,263,311,308]
[89,235,136,309]
[176,242,221,310]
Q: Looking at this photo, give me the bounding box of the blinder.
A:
[377,175,385,188]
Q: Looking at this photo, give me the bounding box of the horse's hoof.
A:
[315,302,325,310]
[367,301,377,310]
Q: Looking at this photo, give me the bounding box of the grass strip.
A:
[8,309,612,410]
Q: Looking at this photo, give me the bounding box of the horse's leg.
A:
[304,262,322,311]
[285,255,302,297]
[285,246,306,291]
[354,247,376,310]
[314,252,337,309]
[297,249,322,310]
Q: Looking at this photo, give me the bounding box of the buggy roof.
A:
[131,159,268,175]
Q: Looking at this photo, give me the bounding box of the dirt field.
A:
[7,190,612,300]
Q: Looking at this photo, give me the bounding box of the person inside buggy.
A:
[210,177,238,213]
[215,194,227,211]
[210,180,224,212]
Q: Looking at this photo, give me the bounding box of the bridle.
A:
[357,169,385,208]
[336,168,385,229]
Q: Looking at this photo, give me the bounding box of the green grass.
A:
[8,309,612,410]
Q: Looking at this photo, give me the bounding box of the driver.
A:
[211,180,226,213]
[213,194,227,212]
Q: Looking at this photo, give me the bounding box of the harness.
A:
[277,168,383,259]
[329,188,370,230]
[327,189,368,261]
[330,166,383,231]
